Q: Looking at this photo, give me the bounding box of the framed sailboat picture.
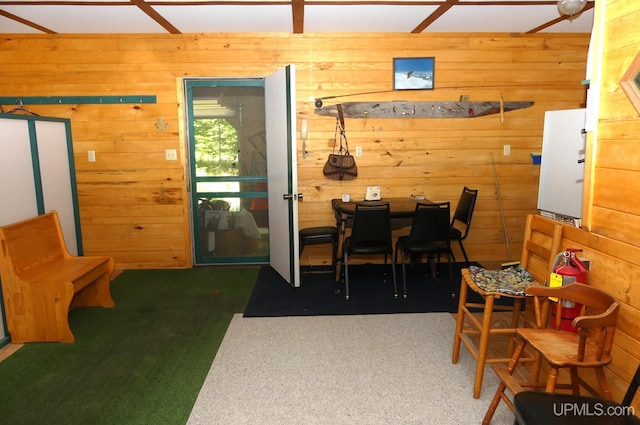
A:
[393,57,435,90]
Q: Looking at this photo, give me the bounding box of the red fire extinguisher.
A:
[550,248,589,332]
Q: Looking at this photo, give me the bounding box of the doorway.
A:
[184,79,269,264]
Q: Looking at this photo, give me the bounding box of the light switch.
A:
[503,145,511,156]
[165,149,178,161]
[88,150,96,162]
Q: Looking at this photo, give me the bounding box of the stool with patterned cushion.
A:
[452,214,564,399]
[299,226,339,274]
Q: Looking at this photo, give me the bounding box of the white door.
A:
[265,65,300,287]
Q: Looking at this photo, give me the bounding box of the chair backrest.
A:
[350,202,392,246]
[409,201,451,244]
[519,214,563,285]
[450,187,478,239]
[526,282,620,362]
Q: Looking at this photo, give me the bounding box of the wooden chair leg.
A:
[545,367,560,393]
[570,367,580,395]
[595,367,613,400]
[483,338,527,425]
[452,278,468,364]
[474,294,496,399]
[507,298,523,356]
[531,350,543,387]
[483,381,508,425]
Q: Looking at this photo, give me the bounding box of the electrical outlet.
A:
[87,150,96,162]
[503,144,511,156]
[355,146,363,157]
[165,149,178,161]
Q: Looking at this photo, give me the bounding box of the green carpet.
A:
[0,267,259,425]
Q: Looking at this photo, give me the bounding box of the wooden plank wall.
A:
[0,32,589,268]
[577,0,640,405]
[593,0,640,242]
[558,222,640,411]
[297,33,590,266]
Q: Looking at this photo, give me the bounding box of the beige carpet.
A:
[187,313,514,424]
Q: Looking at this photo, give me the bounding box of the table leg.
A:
[335,214,346,281]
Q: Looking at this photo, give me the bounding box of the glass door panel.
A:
[185,79,269,264]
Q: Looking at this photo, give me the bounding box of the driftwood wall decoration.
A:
[315,100,534,119]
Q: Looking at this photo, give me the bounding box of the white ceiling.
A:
[0,0,594,35]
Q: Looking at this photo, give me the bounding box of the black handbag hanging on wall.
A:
[323,104,358,181]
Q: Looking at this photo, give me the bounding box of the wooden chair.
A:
[513,361,640,425]
[483,282,621,424]
[394,201,453,298]
[452,214,563,398]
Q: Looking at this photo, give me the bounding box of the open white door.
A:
[265,64,300,287]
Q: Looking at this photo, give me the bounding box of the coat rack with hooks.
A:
[0,95,157,107]
[1,99,39,116]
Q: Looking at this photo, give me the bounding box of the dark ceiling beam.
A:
[527,2,595,33]
[411,0,457,33]
[292,0,304,34]
[0,8,56,33]
[130,0,181,34]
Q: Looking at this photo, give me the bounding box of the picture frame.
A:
[393,57,435,90]
[620,51,640,116]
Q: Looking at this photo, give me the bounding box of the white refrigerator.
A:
[537,108,587,223]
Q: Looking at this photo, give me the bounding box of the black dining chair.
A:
[512,362,640,425]
[342,202,395,300]
[394,201,453,298]
[450,186,478,265]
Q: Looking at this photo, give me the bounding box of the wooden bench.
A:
[0,211,115,343]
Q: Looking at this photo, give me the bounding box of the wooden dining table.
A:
[331,197,433,280]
